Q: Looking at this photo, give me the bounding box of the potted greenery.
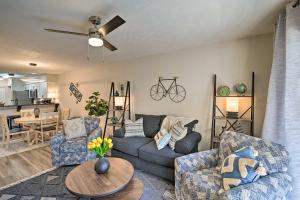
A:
[85,91,109,117]
[88,137,113,174]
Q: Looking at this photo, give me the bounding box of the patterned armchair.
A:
[175,131,293,200]
[50,117,101,167]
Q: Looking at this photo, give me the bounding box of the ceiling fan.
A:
[44,15,126,51]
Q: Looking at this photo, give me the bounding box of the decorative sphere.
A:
[217,86,230,96]
[235,83,247,95]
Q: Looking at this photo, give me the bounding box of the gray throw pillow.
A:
[63,118,87,140]
[143,115,163,138]
[135,114,164,138]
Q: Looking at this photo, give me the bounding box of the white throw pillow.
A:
[169,120,188,150]
[125,118,144,137]
[63,118,87,140]
[154,129,172,150]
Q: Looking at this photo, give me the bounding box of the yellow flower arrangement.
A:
[87,137,113,157]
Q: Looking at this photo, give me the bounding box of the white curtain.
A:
[262,2,300,199]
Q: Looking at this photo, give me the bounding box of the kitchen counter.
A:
[0,103,59,115]
[0,103,58,109]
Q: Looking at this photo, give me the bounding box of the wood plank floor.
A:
[0,146,53,188]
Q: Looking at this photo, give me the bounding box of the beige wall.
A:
[58,34,273,150]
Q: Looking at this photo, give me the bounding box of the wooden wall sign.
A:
[69,82,82,104]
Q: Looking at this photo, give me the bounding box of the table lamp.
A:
[115,96,125,110]
[226,97,239,119]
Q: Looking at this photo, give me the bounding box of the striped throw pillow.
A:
[169,121,188,150]
[154,129,172,150]
[125,118,144,137]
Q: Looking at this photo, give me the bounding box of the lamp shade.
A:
[115,96,125,107]
[226,97,239,112]
[88,33,103,47]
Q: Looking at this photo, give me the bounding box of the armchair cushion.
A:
[136,114,165,138]
[219,131,289,174]
[112,136,152,157]
[139,141,183,168]
[60,137,87,153]
[175,131,201,154]
[219,172,293,200]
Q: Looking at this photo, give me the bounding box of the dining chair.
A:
[0,114,30,147]
[34,112,59,143]
[61,108,70,120]
[59,108,70,130]
[20,109,35,129]
[20,109,35,118]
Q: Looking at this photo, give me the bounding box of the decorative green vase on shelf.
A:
[235,83,247,95]
[217,86,230,96]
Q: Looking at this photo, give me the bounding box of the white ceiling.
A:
[0,0,285,74]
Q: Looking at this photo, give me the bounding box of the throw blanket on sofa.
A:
[160,116,195,150]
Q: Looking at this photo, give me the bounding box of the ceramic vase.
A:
[95,157,110,174]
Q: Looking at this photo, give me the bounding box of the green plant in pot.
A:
[111,116,119,125]
[85,91,109,117]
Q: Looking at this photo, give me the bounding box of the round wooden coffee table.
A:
[65,157,143,199]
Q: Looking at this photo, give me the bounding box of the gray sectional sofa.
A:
[112,114,201,181]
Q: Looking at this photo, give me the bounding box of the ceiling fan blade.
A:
[44,29,88,36]
[99,15,126,36]
[103,38,117,51]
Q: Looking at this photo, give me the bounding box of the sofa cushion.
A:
[113,136,153,157]
[181,168,222,200]
[136,114,165,138]
[60,137,87,153]
[219,131,289,174]
[139,141,183,168]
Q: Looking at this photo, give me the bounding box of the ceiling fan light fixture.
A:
[88,33,103,47]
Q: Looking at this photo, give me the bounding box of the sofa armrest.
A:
[113,127,125,138]
[50,134,66,166]
[219,172,293,200]
[87,127,102,143]
[175,131,201,154]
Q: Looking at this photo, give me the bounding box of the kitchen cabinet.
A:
[37,82,47,98]
[24,82,48,98]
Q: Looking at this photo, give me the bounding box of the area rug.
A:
[0,140,49,158]
[0,165,175,200]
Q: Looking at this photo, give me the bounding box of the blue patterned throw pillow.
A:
[221,147,267,191]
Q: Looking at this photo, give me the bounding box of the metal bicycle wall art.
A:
[150,77,186,103]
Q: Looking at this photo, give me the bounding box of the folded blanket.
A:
[159,116,196,150]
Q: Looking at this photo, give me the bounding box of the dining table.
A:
[14,117,43,145]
